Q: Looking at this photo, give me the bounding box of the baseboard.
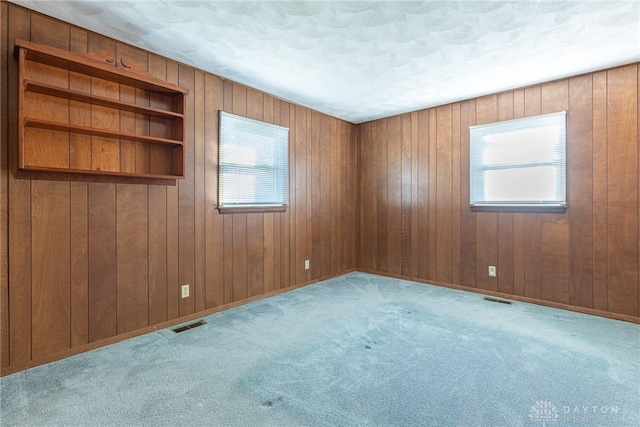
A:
[0,269,357,377]
[356,268,640,325]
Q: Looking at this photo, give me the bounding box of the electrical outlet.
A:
[181,284,190,298]
[488,266,497,277]
[304,259,310,270]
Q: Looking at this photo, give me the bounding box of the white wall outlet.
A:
[304,259,310,270]
[488,266,497,277]
[181,284,190,298]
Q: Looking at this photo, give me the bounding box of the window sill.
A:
[470,204,567,213]
[217,205,287,214]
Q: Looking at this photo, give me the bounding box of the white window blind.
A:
[469,111,566,209]
[219,111,289,210]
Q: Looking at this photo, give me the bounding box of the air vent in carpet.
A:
[483,296,513,305]
[172,320,206,333]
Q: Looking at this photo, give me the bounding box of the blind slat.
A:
[470,111,566,206]
[219,111,289,207]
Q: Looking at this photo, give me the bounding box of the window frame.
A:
[469,111,567,213]
[217,111,289,214]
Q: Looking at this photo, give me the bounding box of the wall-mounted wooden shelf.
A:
[15,38,189,183]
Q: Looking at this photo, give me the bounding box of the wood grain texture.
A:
[88,182,117,342]
[8,5,33,367]
[357,64,640,319]
[3,5,357,373]
[2,4,638,375]
[31,180,71,358]
[1,1,10,368]
[436,105,453,284]
[387,115,401,276]
[606,65,638,316]
[116,184,148,333]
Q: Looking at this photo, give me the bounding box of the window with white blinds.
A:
[218,111,289,212]
[469,111,567,211]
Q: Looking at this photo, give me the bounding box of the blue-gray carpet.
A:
[1,272,639,426]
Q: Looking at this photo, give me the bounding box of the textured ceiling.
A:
[10,1,640,124]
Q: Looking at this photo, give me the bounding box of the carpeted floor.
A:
[1,272,639,426]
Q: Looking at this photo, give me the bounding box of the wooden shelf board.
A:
[24,118,184,146]
[25,80,184,120]
[18,165,183,181]
[15,38,189,95]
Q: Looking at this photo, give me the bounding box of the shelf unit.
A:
[15,38,189,183]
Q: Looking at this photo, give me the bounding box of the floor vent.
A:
[172,320,206,333]
[483,296,513,305]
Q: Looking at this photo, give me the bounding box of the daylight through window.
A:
[218,111,289,212]
[469,111,566,211]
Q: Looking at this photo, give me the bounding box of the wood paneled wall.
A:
[358,64,640,321]
[0,4,357,374]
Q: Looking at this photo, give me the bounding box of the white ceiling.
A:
[10,1,640,124]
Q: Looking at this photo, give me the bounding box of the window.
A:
[218,111,289,213]
[469,111,567,212]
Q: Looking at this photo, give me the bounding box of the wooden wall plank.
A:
[410,112,419,278]
[427,110,438,280]
[204,73,224,308]
[416,110,429,280]
[436,105,453,284]
[1,0,8,368]
[387,115,402,276]
[376,119,388,272]
[193,70,206,312]
[606,65,639,316]
[295,105,308,284]
[178,65,195,316]
[31,181,70,358]
[88,183,117,342]
[7,4,31,367]
[116,184,148,333]
[304,108,312,282]
[592,71,609,312]
[320,114,331,278]
[147,185,167,324]
[287,104,297,289]
[451,104,461,285]
[70,182,89,347]
[401,113,413,277]
[310,110,321,278]
[358,122,371,270]
[567,74,594,308]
